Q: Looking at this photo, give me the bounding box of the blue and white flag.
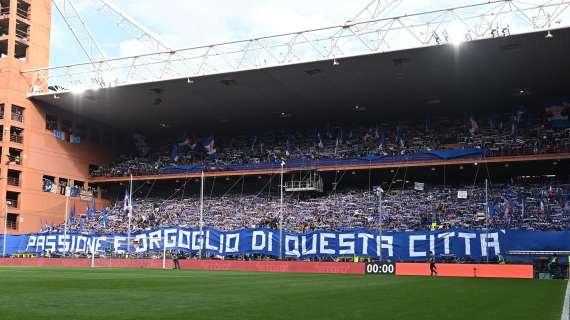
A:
[123,190,132,217]
[204,137,217,156]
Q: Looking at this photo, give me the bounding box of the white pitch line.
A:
[562,279,570,320]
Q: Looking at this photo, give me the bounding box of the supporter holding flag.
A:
[204,137,217,157]
[539,191,546,214]
[469,117,480,136]
[503,193,515,226]
[123,190,131,217]
[487,200,495,220]
[362,129,371,143]
[67,204,75,226]
[395,126,401,143]
[85,204,91,222]
[178,132,196,151]
[337,129,344,145]
[285,140,293,157]
[511,115,518,136]
[102,209,109,228]
[170,144,179,162]
[68,203,76,226]
[334,137,339,155]
[251,136,258,152]
[562,185,569,210]
[517,189,526,218]
[555,182,562,205]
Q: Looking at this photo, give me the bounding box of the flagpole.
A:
[378,188,383,262]
[63,193,69,257]
[485,179,489,263]
[279,161,284,260]
[127,174,133,255]
[199,171,204,259]
[2,201,8,257]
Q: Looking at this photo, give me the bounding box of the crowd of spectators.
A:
[90,112,570,177]
[42,182,570,234]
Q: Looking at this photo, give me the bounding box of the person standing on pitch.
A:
[428,251,437,276]
[172,251,181,270]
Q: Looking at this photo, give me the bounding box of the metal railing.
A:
[7,155,21,165]
[6,220,17,230]
[7,176,20,186]
[6,199,18,209]
[10,134,23,144]
[15,29,29,41]
[16,8,29,20]
[11,113,23,123]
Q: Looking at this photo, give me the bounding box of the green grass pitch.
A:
[0,267,566,320]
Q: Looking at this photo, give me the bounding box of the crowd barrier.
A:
[0,258,532,278]
[0,258,363,274]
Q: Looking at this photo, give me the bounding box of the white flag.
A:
[414,182,425,191]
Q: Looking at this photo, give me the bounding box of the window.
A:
[7,213,18,230]
[0,18,8,37]
[0,39,7,58]
[10,126,23,143]
[74,180,84,189]
[8,148,22,165]
[42,175,55,193]
[6,191,19,208]
[0,104,4,119]
[15,20,29,41]
[16,0,30,20]
[11,105,24,123]
[0,0,9,17]
[61,120,72,142]
[46,114,57,130]
[7,169,21,186]
[14,41,27,60]
[58,178,68,195]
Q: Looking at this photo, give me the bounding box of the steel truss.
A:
[25,0,570,95]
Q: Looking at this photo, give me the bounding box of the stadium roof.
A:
[31,27,570,132]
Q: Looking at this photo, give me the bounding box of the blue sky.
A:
[49,0,469,67]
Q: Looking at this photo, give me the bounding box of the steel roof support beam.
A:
[24,0,570,95]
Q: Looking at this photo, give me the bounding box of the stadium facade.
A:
[0,0,569,236]
[0,1,110,234]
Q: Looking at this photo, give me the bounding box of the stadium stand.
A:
[88,110,570,178]
[45,181,570,235]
